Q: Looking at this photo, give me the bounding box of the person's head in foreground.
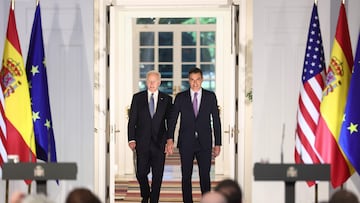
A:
[200,191,227,203]
[214,179,242,203]
[66,188,101,203]
[329,189,359,203]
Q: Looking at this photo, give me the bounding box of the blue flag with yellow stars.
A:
[26,3,57,163]
[339,32,360,174]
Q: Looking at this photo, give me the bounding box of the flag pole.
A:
[315,184,318,203]
[5,180,9,203]
[7,0,14,200]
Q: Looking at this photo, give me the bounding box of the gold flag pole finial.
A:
[342,0,345,4]
[315,0,318,5]
[36,0,39,6]
[11,0,14,10]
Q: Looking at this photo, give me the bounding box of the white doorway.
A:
[108,5,236,202]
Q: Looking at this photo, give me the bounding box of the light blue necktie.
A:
[193,92,198,117]
[149,93,155,117]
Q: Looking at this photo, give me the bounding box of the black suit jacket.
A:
[128,90,172,153]
[168,89,221,150]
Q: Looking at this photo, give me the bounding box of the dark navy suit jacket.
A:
[128,90,172,153]
[168,89,221,150]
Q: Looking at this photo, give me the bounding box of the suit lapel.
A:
[153,92,166,118]
[186,90,197,118]
[198,90,205,116]
[144,91,152,118]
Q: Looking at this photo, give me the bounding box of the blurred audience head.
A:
[22,194,54,203]
[200,191,227,203]
[66,188,101,203]
[214,179,242,203]
[329,189,359,203]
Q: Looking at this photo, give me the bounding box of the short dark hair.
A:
[329,189,359,203]
[214,179,242,203]
[188,67,203,77]
[65,188,101,203]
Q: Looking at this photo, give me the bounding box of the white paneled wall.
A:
[0,0,94,202]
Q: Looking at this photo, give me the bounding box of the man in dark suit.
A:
[167,67,222,203]
[128,70,173,203]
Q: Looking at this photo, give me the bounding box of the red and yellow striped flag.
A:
[315,3,354,188]
[1,4,36,168]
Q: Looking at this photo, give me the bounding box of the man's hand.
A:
[128,141,136,151]
[165,139,174,156]
[212,146,221,158]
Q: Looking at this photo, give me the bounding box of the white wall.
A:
[253,0,360,202]
[0,0,94,202]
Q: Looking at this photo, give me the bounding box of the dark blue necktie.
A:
[149,93,155,117]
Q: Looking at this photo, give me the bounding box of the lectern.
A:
[2,162,77,195]
[253,163,330,203]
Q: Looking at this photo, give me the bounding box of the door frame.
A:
[107,5,236,202]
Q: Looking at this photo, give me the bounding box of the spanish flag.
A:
[315,3,354,188]
[1,3,36,167]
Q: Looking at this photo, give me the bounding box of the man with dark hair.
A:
[167,67,222,203]
[214,179,242,203]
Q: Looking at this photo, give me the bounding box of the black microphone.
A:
[281,123,285,164]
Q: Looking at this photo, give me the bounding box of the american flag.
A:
[295,3,325,171]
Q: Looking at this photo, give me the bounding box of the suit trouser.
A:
[179,141,212,203]
[136,141,165,203]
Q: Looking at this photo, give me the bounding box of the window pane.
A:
[201,48,215,62]
[182,32,196,46]
[140,48,154,62]
[140,32,154,46]
[137,18,156,24]
[139,64,154,78]
[159,32,173,46]
[159,64,173,79]
[202,80,215,91]
[158,18,196,24]
[159,48,173,62]
[159,81,173,94]
[181,81,190,91]
[200,32,215,46]
[199,17,216,24]
[201,64,215,80]
[138,80,146,91]
[182,48,196,62]
[181,64,196,78]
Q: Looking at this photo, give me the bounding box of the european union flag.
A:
[26,3,57,163]
[339,32,360,174]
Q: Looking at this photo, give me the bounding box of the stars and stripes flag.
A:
[26,3,57,163]
[315,3,354,188]
[295,3,325,182]
[339,32,360,175]
[1,2,36,174]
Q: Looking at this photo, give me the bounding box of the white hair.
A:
[146,70,161,80]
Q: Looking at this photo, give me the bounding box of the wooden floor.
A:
[114,149,221,203]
